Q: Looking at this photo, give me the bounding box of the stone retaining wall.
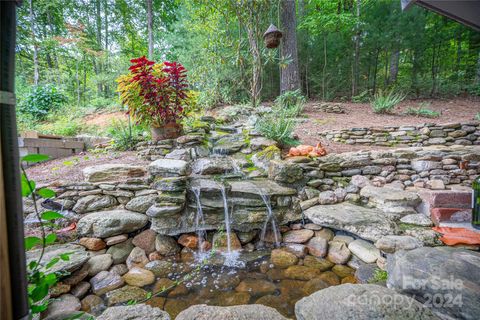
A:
[320,121,480,147]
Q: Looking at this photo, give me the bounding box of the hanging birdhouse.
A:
[263,24,283,49]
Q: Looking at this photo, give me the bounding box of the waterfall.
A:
[192,187,206,255]
[219,185,232,253]
[257,189,281,248]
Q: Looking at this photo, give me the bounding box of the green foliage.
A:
[404,104,440,118]
[370,90,405,114]
[106,119,146,151]
[369,269,388,283]
[475,113,480,121]
[275,89,306,110]
[21,154,70,315]
[256,106,300,147]
[19,85,67,120]
[352,90,372,103]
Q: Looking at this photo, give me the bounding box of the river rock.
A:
[106,238,134,264]
[86,254,113,276]
[306,237,328,257]
[123,267,155,287]
[304,202,398,241]
[79,237,106,251]
[271,249,298,268]
[235,279,277,296]
[71,281,91,299]
[155,235,181,255]
[284,266,320,280]
[212,232,242,251]
[283,229,314,243]
[284,243,308,258]
[81,294,104,314]
[90,271,124,296]
[374,235,423,253]
[302,278,329,295]
[97,304,170,320]
[178,234,199,249]
[73,195,118,214]
[126,247,150,269]
[295,284,439,320]
[327,241,351,265]
[105,285,148,306]
[41,294,81,320]
[83,164,146,183]
[303,255,334,271]
[176,304,288,320]
[314,228,334,241]
[132,229,157,254]
[144,260,173,277]
[26,243,89,274]
[77,209,148,238]
[348,239,381,263]
[387,246,480,320]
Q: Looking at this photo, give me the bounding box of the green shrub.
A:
[106,119,146,150]
[475,113,480,121]
[255,107,299,146]
[404,104,440,118]
[19,84,67,120]
[275,89,305,116]
[370,90,405,114]
[352,90,371,103]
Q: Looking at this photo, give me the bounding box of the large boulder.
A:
[295,284,439,320]
[304,202,398,241]
[26,244,88,274]
[148,159,189,177]
[97,304,170,320]
[176,304,288,320]
[212,135,247,155]
[268,160,303,184]
[360,185,421,218]
[77,209,148,238]
[83,164,146,183]
[387,247,480,320]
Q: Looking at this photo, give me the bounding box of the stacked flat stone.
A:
[320,121,480,147]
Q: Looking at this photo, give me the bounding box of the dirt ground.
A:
[27,97,480,184]
[296,97,480,148]
[26,151,149,186]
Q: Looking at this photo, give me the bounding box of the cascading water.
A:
[218,183,243,267]
[192,187,207,259]
[257,189,281,248]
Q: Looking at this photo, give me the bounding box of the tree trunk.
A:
[95,0,103,94]
[147,0,154,60]
[352,0,361,97]
[388,49,400,84]
[28,0,39,86]
[104,0,110,96]
[372,49,379,94]
[280,0,300,93]
[476,50,480,85]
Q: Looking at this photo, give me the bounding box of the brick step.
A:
[431,207,471,226]
[415,188,472,215]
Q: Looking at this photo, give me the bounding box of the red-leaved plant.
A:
[126,56,189,127]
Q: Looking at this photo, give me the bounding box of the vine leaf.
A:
[21,174,36,197]
[41,211,64,221]
[37,188,56,199]
[25,236,42,250]
[45,233,57,245]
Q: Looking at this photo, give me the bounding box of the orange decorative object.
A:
[56,222,77,234]
[432,226,480,246]
[288,143,327,157]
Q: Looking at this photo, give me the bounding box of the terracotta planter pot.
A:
[151,122,182,141]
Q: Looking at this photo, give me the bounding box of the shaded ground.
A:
[296,97,480,150]
[26,150,148,186]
